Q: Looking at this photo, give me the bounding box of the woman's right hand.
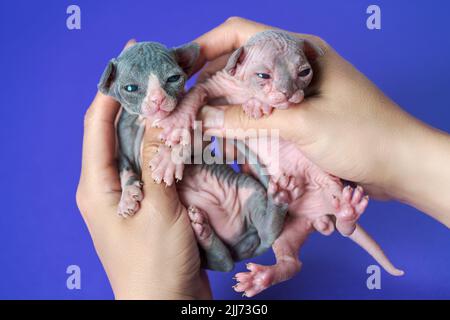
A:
[195,17,450,226]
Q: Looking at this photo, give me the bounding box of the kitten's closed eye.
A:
[167,74,181,83]
[123,84,139,92]
[298,68,311,77]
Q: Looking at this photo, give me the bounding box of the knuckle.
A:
[225,16,243,25]
[237,108,251,129]
[142,141,160,162]
[75,185,89,214]
[309,35,330,53]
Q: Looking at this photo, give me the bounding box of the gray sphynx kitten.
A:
[97,41,290,272]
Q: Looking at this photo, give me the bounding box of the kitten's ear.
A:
[224,47,245,76]
[173,42,200,77]
[121,39,137,54]
[301,39,324,61]
[98,59,117,95]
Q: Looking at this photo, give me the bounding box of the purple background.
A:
[0,0,449,299]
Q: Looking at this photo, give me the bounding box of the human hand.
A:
[195,17,450,226]
[76,58,211,299]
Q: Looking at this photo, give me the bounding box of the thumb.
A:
[140,123,183,219]
[198,105,306,142]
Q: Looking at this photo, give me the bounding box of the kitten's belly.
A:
[177,165,253,245]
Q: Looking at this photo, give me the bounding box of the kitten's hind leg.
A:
[248,178,295,254]
[188,206,234,272]
[234,217,312,297]
[117,169,143,218]
[332,185,369,236]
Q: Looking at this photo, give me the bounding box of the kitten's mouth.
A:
[272,102,290,110]
[142,100,176,119]
[148,109,170,119]
[268,90,304,107]
[288,90,304,104]
[273,90,304,109]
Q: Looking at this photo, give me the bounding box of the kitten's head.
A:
[225,30,323,109]
[98,41,199,119]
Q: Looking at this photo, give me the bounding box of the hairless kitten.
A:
[97,41,291,272]
[152,31,404,297]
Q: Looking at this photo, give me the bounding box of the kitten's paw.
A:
[233,263,275,298]
[313,215,335,236]
[332,185,369,236]
[149,145,185,186]
[268,174,303,204]
[117,181,143,218]
[187,206,213,248]
[243,98,272,119]
[153,109,194,147]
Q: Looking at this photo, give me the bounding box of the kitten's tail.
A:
[234,140,270,188]
[349,224,404,276]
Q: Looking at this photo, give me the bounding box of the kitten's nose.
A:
[280,89,291,99]
[150,95,166,106]
[276,81,296,100]
[150,92,166,107]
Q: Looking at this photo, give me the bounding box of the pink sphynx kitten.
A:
[153,30,404,297]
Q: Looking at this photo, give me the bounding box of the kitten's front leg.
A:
[153,86,207,147]
[149,144,187,186]
[242,98,273,119]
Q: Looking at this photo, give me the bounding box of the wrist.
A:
[112,280,208,300]
[381,114,450,226]
[114,287,198,300]
[110,269,212,300]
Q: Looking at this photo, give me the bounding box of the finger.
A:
[198,104,309,142]
[81,92,121,189]
[196,53,231,83]
[192,17,273,73]
[140,122,183,217]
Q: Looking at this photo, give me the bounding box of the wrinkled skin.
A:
[176,162,289,272]
[221,30,318,112]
